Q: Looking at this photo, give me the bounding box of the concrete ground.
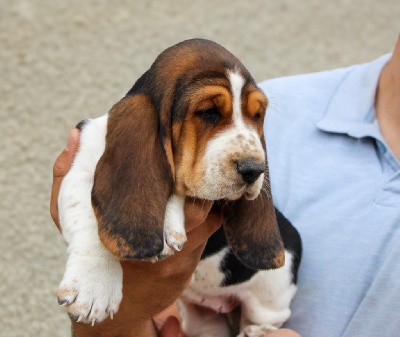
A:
[0,0,398,336]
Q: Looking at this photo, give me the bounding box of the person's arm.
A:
[50,129,221,336]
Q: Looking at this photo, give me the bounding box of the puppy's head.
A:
[172,69,267,202]
[93,39,284,269]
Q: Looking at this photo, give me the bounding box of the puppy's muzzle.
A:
[236,158,265,184]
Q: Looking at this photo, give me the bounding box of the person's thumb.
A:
[50,128,80,230]
[53,128,80,178]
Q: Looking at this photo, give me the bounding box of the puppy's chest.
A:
[182,227,258,312]
[192,248,230,290]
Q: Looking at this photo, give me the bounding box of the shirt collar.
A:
[316,54,391,142]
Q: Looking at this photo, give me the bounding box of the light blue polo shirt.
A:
[259,54,400,337]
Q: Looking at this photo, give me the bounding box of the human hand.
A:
[50,129,222,336]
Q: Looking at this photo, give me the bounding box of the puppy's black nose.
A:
[236,159,265,184]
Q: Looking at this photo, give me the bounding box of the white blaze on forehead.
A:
[227,70,246,128]
[191,70,265,200]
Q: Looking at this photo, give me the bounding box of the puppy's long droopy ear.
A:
[92,94,174,260]
[222,173,285,270]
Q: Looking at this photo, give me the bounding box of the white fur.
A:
[181,251,297,337]
[160,194,187,256]
[180,300,232,337]
[229,70,246,128]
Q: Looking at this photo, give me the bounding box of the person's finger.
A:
[158,316,184,337]
[184,209,222,250]
[153,303,181,330]
[167,210,222,279]
[264,329,301,337]
[53,128,80,178]
[50,128,80,230]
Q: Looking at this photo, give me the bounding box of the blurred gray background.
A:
[0,0,398,336]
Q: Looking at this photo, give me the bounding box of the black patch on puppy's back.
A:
[202,208,302,287]
[275,208,302,284]
[221,248,257,286]
[201,225,228,259]
[202,226,257,287]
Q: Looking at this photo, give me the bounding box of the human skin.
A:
[375,35,400,160]
[50,129,300,337]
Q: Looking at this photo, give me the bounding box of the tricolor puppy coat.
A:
[57,39,302,336]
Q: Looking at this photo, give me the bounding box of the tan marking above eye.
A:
[189,85,232,117]
[247,90,268,118]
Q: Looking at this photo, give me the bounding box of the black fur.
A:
[221,248,258,286]
[75,119,88,131]
[275,208,302,284]
[201,225,228,259]
[201,207,302,286]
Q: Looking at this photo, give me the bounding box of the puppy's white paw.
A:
[151,228,187,262]
[165,227,187,252]
[237,324,277,337]
[57,250,122,324]
[159,194,186,259]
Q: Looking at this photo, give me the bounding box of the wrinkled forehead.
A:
[172,67,260,119]
[147,39,264,122]
[188,67,254,91]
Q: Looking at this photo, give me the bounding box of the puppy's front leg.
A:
[57,116,123,324]
[158,194,187,259]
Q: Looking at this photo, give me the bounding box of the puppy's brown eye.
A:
[198,107,221,126]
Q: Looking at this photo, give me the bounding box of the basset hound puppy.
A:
[57,38,302,336]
